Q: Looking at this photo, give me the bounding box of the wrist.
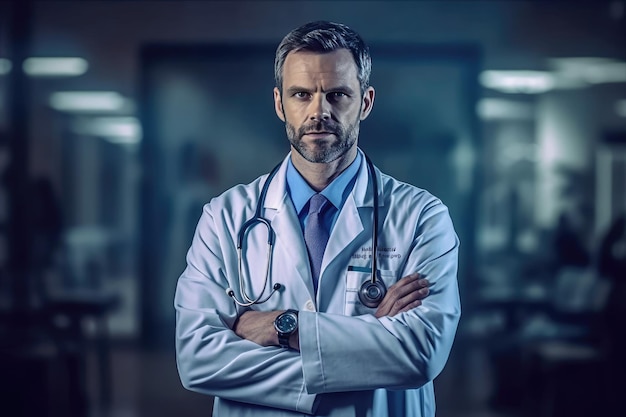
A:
[289,328,300,351]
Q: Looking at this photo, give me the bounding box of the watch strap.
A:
[277,332,291,349]
[276,309,298,349]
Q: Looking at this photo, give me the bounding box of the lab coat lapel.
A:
[322,196,363,270]
[263,156,314,296]
[321,151,382,273]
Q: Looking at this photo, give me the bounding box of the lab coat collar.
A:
[263,148,384,211]
[261,155,312,295]
[259,148,384,300]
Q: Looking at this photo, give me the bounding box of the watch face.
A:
[276,312,298,333]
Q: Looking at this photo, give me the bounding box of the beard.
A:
[285,116,360,164]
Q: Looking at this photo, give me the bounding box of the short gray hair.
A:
[274,21,372,96]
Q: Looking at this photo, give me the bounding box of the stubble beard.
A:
[285,116,360,164]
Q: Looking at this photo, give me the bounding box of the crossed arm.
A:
[176,196,460,413]
[233,272,430,350]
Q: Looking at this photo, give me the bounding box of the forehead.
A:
[282,49,359,88]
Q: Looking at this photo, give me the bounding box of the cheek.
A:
[283,105,307,124]
[343,106,362,123]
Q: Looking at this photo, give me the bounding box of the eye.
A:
[327,92,348,102]
[293,92,310,99]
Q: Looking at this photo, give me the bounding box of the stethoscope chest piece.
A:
[230,153,386,308]
[358,278,387,308]
[356,153,386,309]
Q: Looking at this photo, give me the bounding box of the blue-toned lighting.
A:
[49,91,131,112]
[23,57,88,77]
[0,58,12,75]
[72,116,142,144]
[616,99,626,118]
[550,57,626,85]
[480,70,555,94]
[477,98,534,120]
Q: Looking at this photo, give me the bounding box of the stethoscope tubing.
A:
[228,153,386,307]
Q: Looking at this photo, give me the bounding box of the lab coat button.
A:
[304,300,316,311]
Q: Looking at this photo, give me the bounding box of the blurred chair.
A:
[45,290,120,410]
[43,226,122,412]
[470,265,611,414]
[520,267,612,417]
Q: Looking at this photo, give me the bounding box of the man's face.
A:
[273,49,375,164]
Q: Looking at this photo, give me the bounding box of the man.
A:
[175,21,460,417]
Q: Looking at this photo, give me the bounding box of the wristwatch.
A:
[274,309,298,349]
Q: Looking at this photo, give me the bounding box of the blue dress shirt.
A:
[286,152,362,234]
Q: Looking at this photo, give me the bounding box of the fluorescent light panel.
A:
[72,116,142,144]
[0,57,88,76]
[549,57,626,85]
[483,58,626,94]
[477,98,534,120]
[23,57,88,76]
[480,70,555,94]
[50,91,129,112]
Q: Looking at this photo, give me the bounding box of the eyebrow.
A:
[285,85,357,96]
[285,86,310,96]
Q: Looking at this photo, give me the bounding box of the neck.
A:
[290,146,358,192]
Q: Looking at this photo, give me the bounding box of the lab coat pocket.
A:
[345,268,396,316]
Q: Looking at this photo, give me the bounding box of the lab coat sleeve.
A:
[300,198,461,393]
[174,204,318,414]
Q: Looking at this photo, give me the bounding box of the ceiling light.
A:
[549,57,626,85]
[49,91,132,112]
[480,70,555,94]
[477,98,534,120]
[0,58,11,75]
[23,57,88,77]
[72,116,142,144]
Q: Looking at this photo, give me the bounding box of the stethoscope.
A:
[226,153,387,308]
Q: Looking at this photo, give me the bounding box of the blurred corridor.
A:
[1,1,625,416]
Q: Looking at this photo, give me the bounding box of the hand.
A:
[375,273,429,318]
[233,310,282,347]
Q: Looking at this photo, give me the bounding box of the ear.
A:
[359,86,375,121]
[274,87,285,122]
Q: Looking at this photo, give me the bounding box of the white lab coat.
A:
[175,149,460,417]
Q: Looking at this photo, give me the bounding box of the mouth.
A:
[304,131,334,138]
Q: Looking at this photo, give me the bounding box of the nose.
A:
[309,94,330,121]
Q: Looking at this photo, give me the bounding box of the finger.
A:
[375,285,426,318]
[388,288,428,316]
[395,299,423,316]
[375,274,428,318]
[395,273,429,289]
[384,281,431,316]
[374,298,392,318]
[417,285,430,299]
[397,272,421,284]
[375,275,419,316]
[374,290,398,317]
[386,275,425,300]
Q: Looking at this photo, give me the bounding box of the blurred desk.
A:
[0,291,119,416]
[46,290,121,410]
[475,284,550,333]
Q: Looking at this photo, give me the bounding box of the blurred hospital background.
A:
[0,1,624,416]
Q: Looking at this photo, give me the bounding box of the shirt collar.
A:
[286,152,362,215]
